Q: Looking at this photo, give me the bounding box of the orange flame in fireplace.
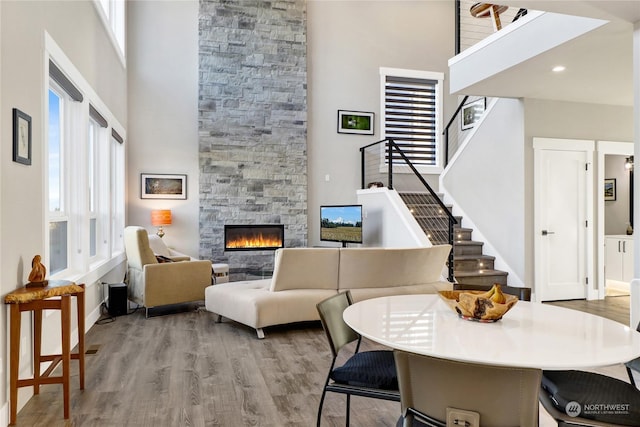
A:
[226,233,282,249]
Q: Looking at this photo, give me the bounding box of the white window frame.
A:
[92,0,126,65]
[379,67,444,175]
[88,117,111,265]
[111,134,125,254]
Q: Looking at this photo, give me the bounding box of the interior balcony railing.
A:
[456,0,529,54]
[444,95,469,167]
[360,138,457,281]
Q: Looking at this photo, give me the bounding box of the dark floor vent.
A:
[86,345,100,355]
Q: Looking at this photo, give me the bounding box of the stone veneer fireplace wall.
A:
[198,0,308,279]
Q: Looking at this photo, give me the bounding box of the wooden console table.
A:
[4,280,85,425]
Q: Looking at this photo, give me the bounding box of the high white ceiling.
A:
[456,1,639,106]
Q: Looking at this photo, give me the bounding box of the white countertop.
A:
[343,294,640,370]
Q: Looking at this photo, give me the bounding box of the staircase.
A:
[399,192,508,288]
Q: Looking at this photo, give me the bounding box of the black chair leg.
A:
[317,388,328,427]
[346,394,351,426]
[627,366,637,387]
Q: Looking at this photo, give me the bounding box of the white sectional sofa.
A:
[205,245,452,338]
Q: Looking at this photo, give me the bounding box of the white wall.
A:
[524,98,634,291]
[357,188,431,248]
[442,98,526,285]
[124,0,458,253]
[441,97,633,292]
[306,0,457,247]
[126,0,200,257]
[0,1,127,421]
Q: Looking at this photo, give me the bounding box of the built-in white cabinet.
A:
[605,235,634,283]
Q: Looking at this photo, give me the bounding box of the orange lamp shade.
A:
[151,209,172,226]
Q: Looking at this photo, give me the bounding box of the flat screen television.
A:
[320,205,363,247]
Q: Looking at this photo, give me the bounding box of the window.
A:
[47,61,85,275]
[94,0,126,60]
[88,105,109,262]
[48,68,83,276]
[46,48,125,280]
[48,88,63,214]
[48,86,68,274]
[88,119,99,258]
[111,130,125,253]
[380,68,444,173]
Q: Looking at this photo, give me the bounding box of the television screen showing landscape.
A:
[320,205,363,243]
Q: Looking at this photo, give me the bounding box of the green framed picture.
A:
[338,110,374,135]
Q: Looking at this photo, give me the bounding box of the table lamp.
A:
[151,209,172,238]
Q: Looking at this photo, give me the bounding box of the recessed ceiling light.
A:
[552,65,566,73]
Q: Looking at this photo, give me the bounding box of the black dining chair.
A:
[315,291,400,427]
[540,369,640,426]
[625,321,640,387]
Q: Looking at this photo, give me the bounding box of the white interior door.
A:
[534,138,594,301]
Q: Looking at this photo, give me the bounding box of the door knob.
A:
[541,230,555,236]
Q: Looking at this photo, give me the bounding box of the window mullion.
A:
[69,101,89,272]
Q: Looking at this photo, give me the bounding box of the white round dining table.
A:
[342,294,640,370]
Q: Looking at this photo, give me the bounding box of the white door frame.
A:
[533,137,595,301]
[597,141,633,300]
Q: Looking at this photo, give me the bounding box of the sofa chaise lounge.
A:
[205,245,452,338]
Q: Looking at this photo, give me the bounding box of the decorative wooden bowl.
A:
[438,290,518,322]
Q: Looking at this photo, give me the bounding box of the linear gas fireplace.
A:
[224,224,284,251]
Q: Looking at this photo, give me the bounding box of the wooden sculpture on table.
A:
[27,255,48,287]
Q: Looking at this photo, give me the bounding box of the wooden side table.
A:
[4,280,85,425]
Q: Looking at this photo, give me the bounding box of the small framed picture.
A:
[141,173,187,199]
[604,178,616,201]
[461,98,486,131]
[13,108,32,165]
[337,110,375,135]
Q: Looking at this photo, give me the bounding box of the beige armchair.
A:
[146,233,229,283]
[124,226,212,317]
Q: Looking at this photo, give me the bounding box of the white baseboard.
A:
[606,279,631,294]
[1,401,7,426]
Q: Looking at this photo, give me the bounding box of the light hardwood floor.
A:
[13,296,632,426]
[546,294,630,325]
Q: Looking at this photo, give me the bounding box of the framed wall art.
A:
[461,98,486,131]
[13,108,32,165]
[337,110,374,135]
[141,173,187,199]
[604,178,616,201]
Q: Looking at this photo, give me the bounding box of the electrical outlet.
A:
[446,408,480,427]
